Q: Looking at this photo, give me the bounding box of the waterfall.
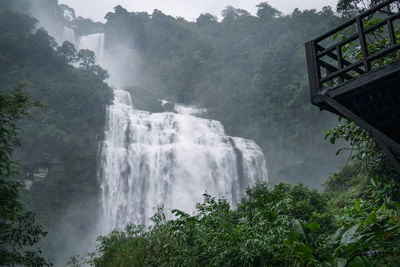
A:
[77,33,105,62]
[62,26,76,45]
[77,32,135,87]
[98,90,268,232]
[76,32,268,234]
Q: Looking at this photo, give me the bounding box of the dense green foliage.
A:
[0,88,49,266]
[0,5,112,263]
[0,0,32,13]
[88,171,400,266]
[337,0,400,16]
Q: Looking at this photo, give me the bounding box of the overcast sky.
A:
[59,0,338,22]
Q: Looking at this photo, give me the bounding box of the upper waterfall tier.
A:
[77,33,105,62]
[98,90,268,232]
[62,26,76,45]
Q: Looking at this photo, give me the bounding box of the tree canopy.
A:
[0,7,112,263]
[0,87,49,266]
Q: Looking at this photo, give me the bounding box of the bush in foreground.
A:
[85,175,399,266]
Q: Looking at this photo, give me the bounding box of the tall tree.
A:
[221,6,250,22]
[0,87,49,266]
[196,13,218,27]
[337,0,399,16]
[256,2,282,20]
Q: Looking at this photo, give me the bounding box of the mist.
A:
[59,0,338,22]
[5,0,386,266]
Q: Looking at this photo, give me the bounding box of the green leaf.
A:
[365,212,376,224]
[331,227,344,243]
[341,224,360,246]
[288,231,300,242]
[333,258,347,267]
[294,244,314,260]
[292,219,306,240]
[307,222,320,232]
[325,130,331,140]
[354,199,361,212]
[350,256,372,267]
[333,33,339,40]
[330,136,336,144]
[370,178,376,187]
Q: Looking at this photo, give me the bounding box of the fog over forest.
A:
[59,0,338,22]
[1,0,400,266]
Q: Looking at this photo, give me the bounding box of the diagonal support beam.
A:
[318,95,400,173]
[380,144,400,173]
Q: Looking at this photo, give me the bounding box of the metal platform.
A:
[305,0,400,172]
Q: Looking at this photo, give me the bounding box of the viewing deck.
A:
[305,0,400,171]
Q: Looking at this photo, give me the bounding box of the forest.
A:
[1,0,400,266]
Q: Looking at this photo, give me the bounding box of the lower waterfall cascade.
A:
[69,29,269,234]
[98,90,268,233]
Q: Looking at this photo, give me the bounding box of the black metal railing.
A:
[306,0,400,99]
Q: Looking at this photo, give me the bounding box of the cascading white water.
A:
[78,33,105,62]
[62,26,76,45]
[76,31,268,234]
[98,90,268,232]
[76,32,136,88]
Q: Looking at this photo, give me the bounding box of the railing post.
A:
[387,19,396,45]
[356,17,370,71]
[336,45,344,83]
[305,41,321,104]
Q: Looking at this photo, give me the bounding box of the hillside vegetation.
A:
[88,161,400,266]
[0,2,112,262]
[100,4,347,185]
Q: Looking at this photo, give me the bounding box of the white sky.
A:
[59,0,338,22]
